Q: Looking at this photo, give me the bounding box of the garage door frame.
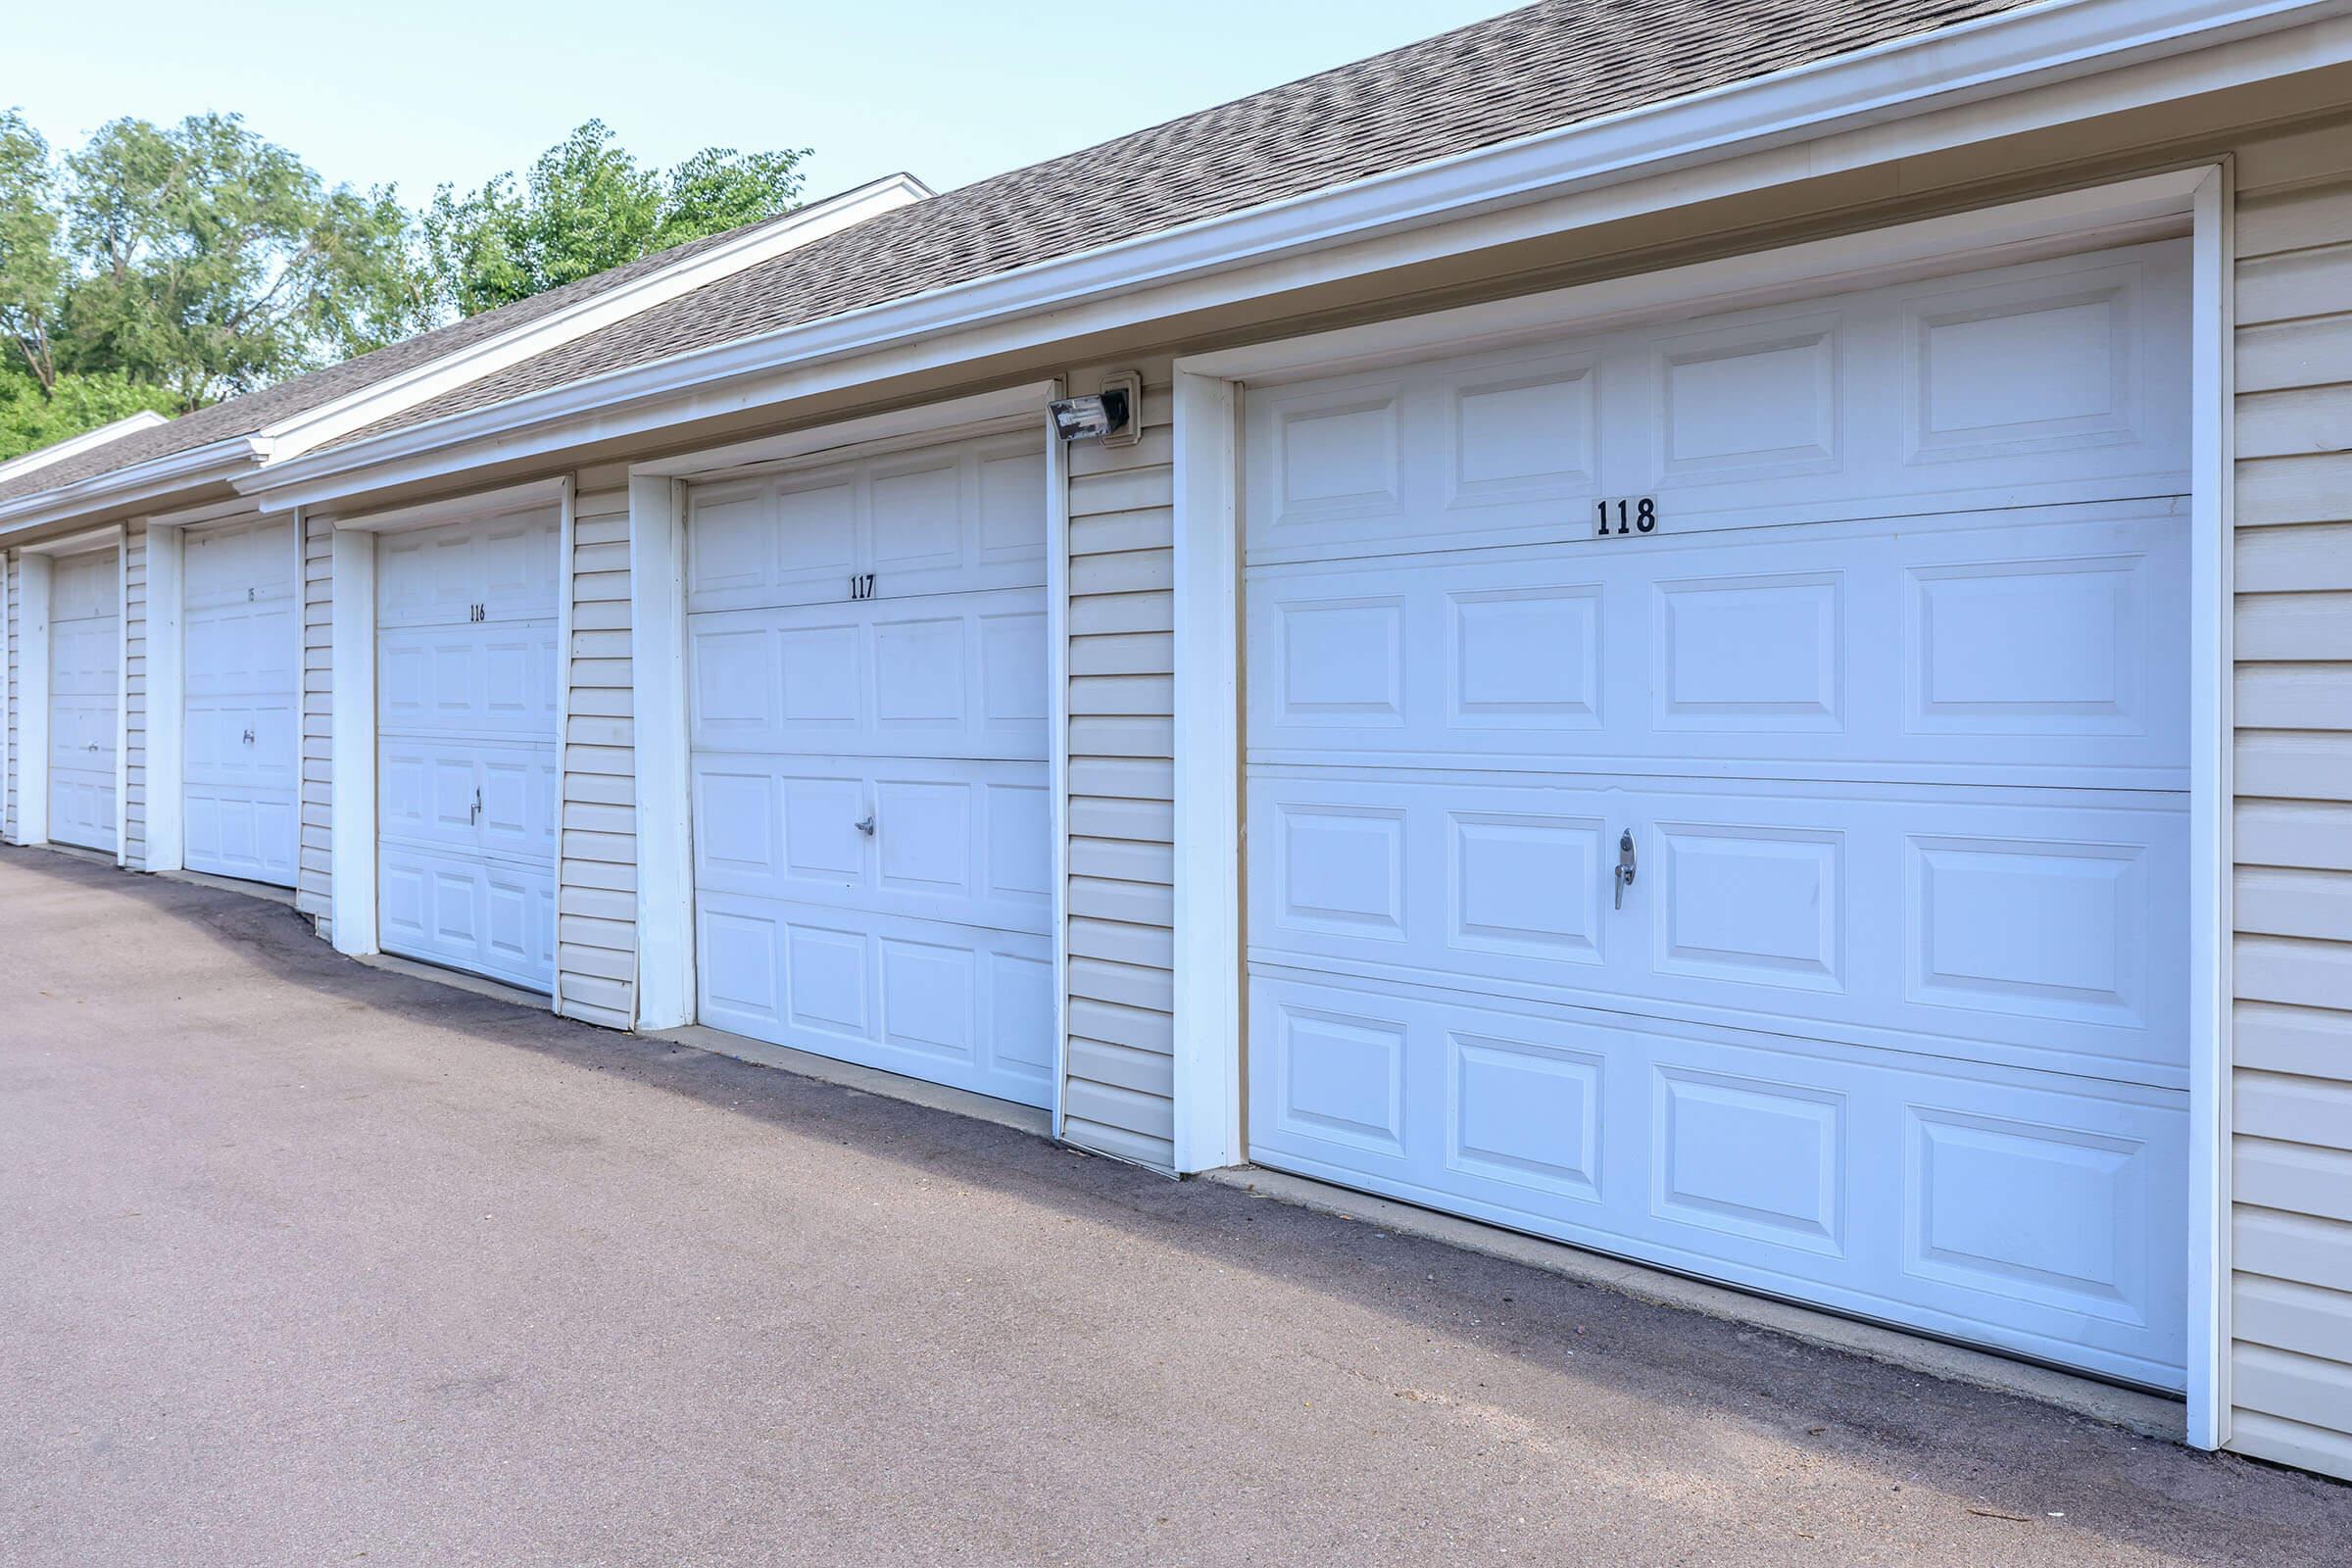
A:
[321,476,571,1009]
[626,379,1072,1124]
[140,500,306,880]
[14,522,127,858]
[1168,169,2235,1442]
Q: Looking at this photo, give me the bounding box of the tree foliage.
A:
[422,121,807,318]
[0,366,177,460]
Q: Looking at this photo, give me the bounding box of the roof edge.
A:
[244,0,2351,510]
[0,172,933,538]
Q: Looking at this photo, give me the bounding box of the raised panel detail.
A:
[1906,1108,2146,1321]
[1277,1004,1406,1155]
[1654,1068,1844,1253]
[1654,573,1841,728]
[1449,585,1599,727]
[1276,597,1404,723]
[1277,804,1405,939]
[1909,557,2142,732]
[1911,837,2143,1026]
[1446,360,1596,506]
[1656,825,1843,991]
[1449,812,1601,962]
[1659,322,1839,480]
[1910,282,2133,462]
[1448,1034,1602,1200]
[1273,394,1400,523]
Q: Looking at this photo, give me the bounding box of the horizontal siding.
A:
[297,514,332,930]
[556,472,636,1030]
[1059,365,1177,1171]
[122,522,146,868]
[2229,162,2352,1478]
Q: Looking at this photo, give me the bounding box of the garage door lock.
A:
[855,814,876,836]
[1615,831,1638,909]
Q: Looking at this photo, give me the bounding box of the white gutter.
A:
[0,437,265,538]
[244,0,2352,510]
[0,173,934,541]
[0,409,170,484]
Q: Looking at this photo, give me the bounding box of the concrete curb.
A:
[1201,1164,2188,1445]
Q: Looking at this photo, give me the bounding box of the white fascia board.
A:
[0,410,170,484]
[240,0,2352,513]
[259,172,934,460]
[0,437,263,540]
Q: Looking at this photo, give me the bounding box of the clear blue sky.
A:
[12,1,1522,204]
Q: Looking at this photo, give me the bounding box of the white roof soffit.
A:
[0,172,931,541]
[0,409,170,485]
[242,0,2352,513]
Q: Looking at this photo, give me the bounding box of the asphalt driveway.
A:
[2,846,2346,1567]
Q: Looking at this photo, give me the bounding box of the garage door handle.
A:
[1614,831,1637,910]
[471,787,482,825]
[855,814,876,836]
[241,728,255,746]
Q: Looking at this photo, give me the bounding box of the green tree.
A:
[0,366,177,462]
[0,109,67,395]
[56,113,426,409]
[423,121,807,318]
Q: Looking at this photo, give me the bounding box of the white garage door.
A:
[183,518,299,885]
[1243,240,2194,1388]
[48,547,119,855]
[687,429,1055,1106]
[374,505,560,991]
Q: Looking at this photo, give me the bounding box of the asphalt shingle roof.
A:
[15,0,2036,496]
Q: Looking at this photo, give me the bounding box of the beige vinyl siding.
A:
[558,466,638,1030]
[122,521,147,868]
[297,512,333,933]
[1059,364,1179,1170]
[2226,154,2352,1481]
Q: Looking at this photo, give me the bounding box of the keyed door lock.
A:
[1614,830,1638,910]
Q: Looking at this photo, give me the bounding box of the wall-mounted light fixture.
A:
[1049,369,1144,447]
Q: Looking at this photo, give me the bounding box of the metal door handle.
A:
[470,787,482,825]
[1614,830,1637,910]
[855,814,876,836]
[241,728,255,745]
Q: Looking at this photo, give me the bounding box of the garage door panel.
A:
[378,622,559,740]
[379,737,555,866]
[376,508,559,627]
[688,589,1047,760]
[1243,238,2193,1384]
[1249,770,2184,1086]
[687,431,1046,613]
[184,785,296,884]
[182,519,299,885]
[49,557,119,855]
[1245,243,2187,569]
[691,755,1050,935]
[185,517,294,610]
[1248,970,2188,1388]
[694,891,1054,1106]
[378,840,554,992]
[1247,502,2186,786]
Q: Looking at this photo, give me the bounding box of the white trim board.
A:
[335,475,569,534]
[1165,167,2233,1446]
[630,381,1061,478]
[238,1,2352,514]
